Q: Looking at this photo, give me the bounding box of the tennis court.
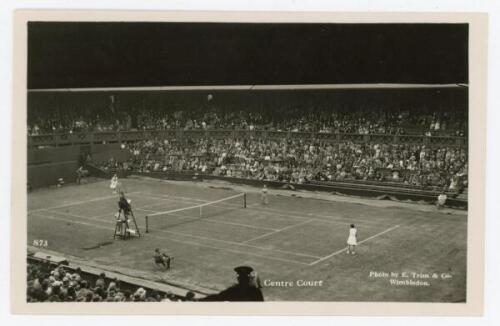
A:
[27,176,467,301]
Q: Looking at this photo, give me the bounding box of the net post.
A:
[244,193,247,208]
[145,215,149,233]
[200,206,202,218]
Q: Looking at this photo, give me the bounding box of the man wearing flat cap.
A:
[200,266,264,301]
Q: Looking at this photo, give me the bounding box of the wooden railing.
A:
[28,129,467,148]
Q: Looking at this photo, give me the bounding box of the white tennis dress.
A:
[110,176,118,190]
[347,228,357,246]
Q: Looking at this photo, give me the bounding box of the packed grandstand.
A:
[28,91,468,194]
[118,138,467,189]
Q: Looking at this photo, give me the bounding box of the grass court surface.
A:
[28,176,466,301]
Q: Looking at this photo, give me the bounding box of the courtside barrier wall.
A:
[27,146,81,188]
[28,161,79,189]
[28,144,130,189]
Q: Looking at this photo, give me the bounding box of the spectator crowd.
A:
[28,103,467,137]
[118,137,467,191]
[27,260,195,302]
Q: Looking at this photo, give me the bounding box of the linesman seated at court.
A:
[76,166,89,185]
[153,248,172,270]
[437,189,448,209]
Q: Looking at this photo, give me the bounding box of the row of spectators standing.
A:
[118,137,467,190]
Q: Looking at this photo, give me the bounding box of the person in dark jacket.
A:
[118,192,131,215]
[153,248,172,270]
[116,192,132,236]
[200,266,264,302]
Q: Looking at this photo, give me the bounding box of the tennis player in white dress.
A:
[110,174,119,194]
[346,224,358,255]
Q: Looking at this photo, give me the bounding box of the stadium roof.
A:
[28,83,468,93]
[28,22,468,89]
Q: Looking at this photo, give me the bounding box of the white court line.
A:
[130,200,183,213]
[161,211,278,232]
[92,212,119,219]
[250,205,383,227]
[135,207,157,213]
[29,191,141,214]
[308,224,401,266]
[246,206,359,226]
[135,200,178,210]
[241,219,316,244]
[134,192,207,203]
[39,209,108,221]
[41,208,128,221]
[30,212,310,266]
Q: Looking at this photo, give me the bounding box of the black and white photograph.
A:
[10,10,488,315]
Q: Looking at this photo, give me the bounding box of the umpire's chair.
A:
[113,209,141,239]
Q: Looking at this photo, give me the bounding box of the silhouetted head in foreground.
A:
[199,265,264,302]
[234,265,254,286]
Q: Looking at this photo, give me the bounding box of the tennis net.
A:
[144,193,246,233]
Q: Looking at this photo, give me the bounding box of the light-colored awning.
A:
[28,83,468,93]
